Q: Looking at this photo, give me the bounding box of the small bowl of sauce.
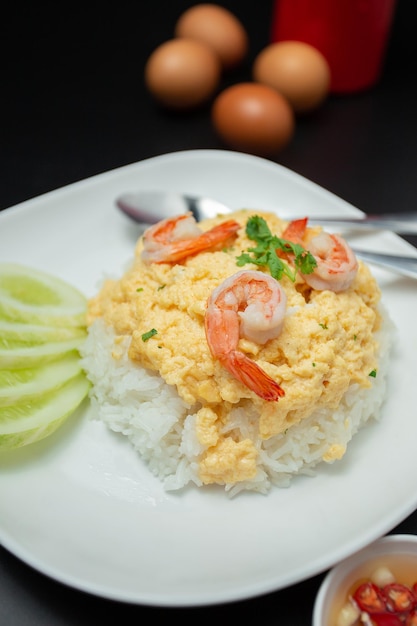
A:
[313,534,417,625]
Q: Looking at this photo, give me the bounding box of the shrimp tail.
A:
[221,350,285,402]
[277,217,308,261]
[199,220,241,247]
[165,220,241,263]
[281,217,308,244]
[145,219,240,264]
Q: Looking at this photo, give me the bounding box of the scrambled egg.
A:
[87,210,382,486]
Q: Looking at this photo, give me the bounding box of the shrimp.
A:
[281,217,309,245]
[141,213,240,264]
[204,270,286,402]
[281,218,358,292]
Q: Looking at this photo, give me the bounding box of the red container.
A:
[271,0,397,93]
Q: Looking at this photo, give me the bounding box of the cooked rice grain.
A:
[80,305,393,497]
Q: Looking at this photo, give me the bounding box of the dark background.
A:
[2,0,417,216]
[1,1,417,624]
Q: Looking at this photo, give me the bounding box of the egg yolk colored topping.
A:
[87,210,382,486]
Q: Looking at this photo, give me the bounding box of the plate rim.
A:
[1,149,417,607]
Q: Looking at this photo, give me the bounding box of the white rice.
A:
[80,306,393,497]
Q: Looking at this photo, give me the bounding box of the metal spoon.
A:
[348,248,417,280]
[116,190,417,234]
[116,191,232,224]
[116,190,417,279]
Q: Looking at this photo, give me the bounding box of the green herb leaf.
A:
[369,369,377,378]
[142,328,158,342]
[236,216,317,281]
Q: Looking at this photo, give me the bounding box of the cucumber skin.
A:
[0,297,87,328]
[0,353,84,406]
[0,263,91,451]
[0,262,87,328]
[0,374,91,450]
[0,337,87,369]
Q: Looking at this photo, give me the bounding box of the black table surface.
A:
[1,1,417,624]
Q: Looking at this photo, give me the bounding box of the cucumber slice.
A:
[0,338,86,369]
[0,354,83,406]
[0,263,87,327]
[0,320,86,344]
[0,373,91,450]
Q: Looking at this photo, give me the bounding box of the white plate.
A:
[1,149,417,607]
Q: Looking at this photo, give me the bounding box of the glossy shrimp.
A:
[204,270,286,402]
[282,217,358,292]
[141,213,240,264]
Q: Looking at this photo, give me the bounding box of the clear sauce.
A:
[328,554,417,625]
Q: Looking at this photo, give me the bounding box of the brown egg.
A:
[174,3,248,70]
[211,82,295,156]
[144,38,221,110]
[253,41,331,113]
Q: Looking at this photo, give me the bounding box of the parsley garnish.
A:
[369,369,377,378]
[236,215,317,281]
[142,328,158,342]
